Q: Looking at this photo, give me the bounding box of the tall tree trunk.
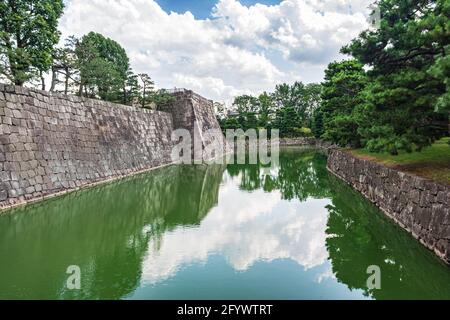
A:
[142,85,146,108]
[40,71,46,90]
[50,67,57,92]
[64,67,69,95]
[78,80,83,96]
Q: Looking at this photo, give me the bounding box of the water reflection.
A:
[227,149,330,201]
[326,177,450,299]
[0,148,449,299]
[0,164,225,299]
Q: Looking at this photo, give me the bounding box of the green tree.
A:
[272,83,302,137]
[50,36,78,94]
[303,83,322,126]
[257,92,274,128]
[150,89,175,109]
[220,82,321,136]
[273,105,300,137]
[75,32,130,102]
[311,107,324,138]
[270,82,322,137]
[342,0,449,153]
[233,95,259,130]
[137,73,154,108]
[224,117,241,131]
[272,82,314,126]
[319,60,367,147]
[0,0,64,86]
[123,72,140,106]
[429,54,450,113]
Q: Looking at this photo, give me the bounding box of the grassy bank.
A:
[350,137,450,185]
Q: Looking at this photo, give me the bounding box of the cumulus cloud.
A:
[213,0,369,64]
[59,0,371,103]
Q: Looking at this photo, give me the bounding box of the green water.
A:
[0,148,449,300]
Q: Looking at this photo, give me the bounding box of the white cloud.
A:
[59,0,371,104]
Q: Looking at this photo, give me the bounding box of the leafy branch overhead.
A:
[315,0,449,154]
[0,0,64,86]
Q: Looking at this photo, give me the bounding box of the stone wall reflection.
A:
[227,148,450,299]
[325,176,450,299]
[0,164,225,299]
[2,148,450,300]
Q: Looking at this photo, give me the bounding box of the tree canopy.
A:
[75,32,130,103]
[0,0,64,85]
[218,82,321,137]
[314,60,367,147]
[49,33,170,109]
[340,0,449,153]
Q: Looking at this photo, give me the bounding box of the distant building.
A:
[227,110,239,117]
[368,4,381,29]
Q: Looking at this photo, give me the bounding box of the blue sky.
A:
[156,0,281,19]
[59,0,371,104]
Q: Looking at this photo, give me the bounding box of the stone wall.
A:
[159,90,225,159]
[158,90,196,135]
[0,85,179,210]
[0,85,224,211]
[279,137,317,146]
[279,137,335,150]
[327,149,450,264]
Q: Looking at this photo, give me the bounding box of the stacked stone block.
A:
[0,84,176,209]
[158,90,224,159]
[327,149,450,264]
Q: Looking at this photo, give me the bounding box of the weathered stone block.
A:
[0,189,7,201]
[327,148,450,265]
[0,86,223,224]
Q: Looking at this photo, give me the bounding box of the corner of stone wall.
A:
[157,89,223,160]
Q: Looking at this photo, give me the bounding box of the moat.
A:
[1,148,449,300]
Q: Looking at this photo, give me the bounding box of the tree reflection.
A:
[0,164,225,299]
[1,149,450,300]
[325,176,450,299]
[227,148,331,201]
[226,148,450,299]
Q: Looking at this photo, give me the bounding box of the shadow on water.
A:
[0,147,449,299]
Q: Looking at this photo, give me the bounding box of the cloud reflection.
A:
[141,171,332,284]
